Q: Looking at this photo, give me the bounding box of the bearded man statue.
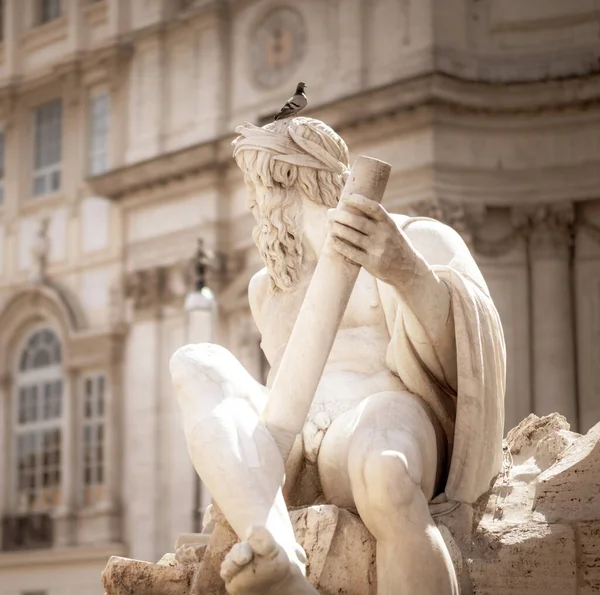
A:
[170,116,506,595]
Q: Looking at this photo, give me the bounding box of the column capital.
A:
[513,202,574,259]
[405,199,486,246]
[124,261,199,316]
[124,266,168,314]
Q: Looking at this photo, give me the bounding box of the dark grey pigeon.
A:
[273,82,307,121]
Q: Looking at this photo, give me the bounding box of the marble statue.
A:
[170,117,506,595]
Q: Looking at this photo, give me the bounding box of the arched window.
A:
[14,328,63,513]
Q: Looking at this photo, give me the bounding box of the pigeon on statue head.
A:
[273,82,307,121]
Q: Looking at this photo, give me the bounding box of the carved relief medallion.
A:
[250,7,307,89]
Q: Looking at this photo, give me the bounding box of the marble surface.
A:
[102,415,600,595]
[168,116,506,594]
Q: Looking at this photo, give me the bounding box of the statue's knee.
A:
[170,343,236,403]
[171,342,235,377]
[354,449,422,511]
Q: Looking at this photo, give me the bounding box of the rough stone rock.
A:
[188,520,237,595]
[466,416,600,595]
[290,505,341,588]
[579,521,600,595]
[468,523,577,594]
[534,422,600,522]
[102,556,193,595]
[102,415,600,595]
[315,508,376,595]
[506,413,571,457]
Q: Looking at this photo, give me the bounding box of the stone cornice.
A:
[88,137,232,200]
[0,41,133,97]
[86,72,600,201]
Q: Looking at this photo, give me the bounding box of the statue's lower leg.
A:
[344,392,459,595]
[170,344,318,594]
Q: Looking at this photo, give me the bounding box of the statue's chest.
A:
[259,269,386,362]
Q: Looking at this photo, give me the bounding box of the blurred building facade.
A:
[0,0,599,593]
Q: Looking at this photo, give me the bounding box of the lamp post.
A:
[185,238,215,315]
[184,237,216,532]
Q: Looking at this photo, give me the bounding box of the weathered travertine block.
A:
[579,521,600,595]
[102,416,600,595]
[290,505,342,588]
[102,556,194,595]
[506,412,571,457]
[316,508,376,595]
[468,523,577,595]
[534,422,600,522]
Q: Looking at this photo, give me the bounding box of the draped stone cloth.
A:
[378,216,506,504]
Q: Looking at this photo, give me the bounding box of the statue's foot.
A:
[220,526,318,595]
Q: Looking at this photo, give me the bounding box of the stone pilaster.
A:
[107,46,133,171]
[108,0,128,38]
[0,372,12,533]
[572,210,600,433]
[60,68,83,208]
[67,0,84,53]
[520,203,578,427]
[4,0,20,77]
[53,366,78,547]
[122,264,178,560]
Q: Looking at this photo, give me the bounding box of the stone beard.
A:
[251,183,304,292]
[233,117,349,292]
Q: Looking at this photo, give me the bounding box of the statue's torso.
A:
[256,266,407,421]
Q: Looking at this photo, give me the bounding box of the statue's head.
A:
[232,117,349,291]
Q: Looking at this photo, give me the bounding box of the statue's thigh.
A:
[318,390,439,510]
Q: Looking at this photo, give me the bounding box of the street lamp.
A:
[184,237,216,532]
[185,238,215,314]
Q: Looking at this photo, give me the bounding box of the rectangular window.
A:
[82,374,106,506]
[37,0,61,25]
[16,429,62,512]
[0,129,4,206]
[88,92,110,175]
[32,100,62,197]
